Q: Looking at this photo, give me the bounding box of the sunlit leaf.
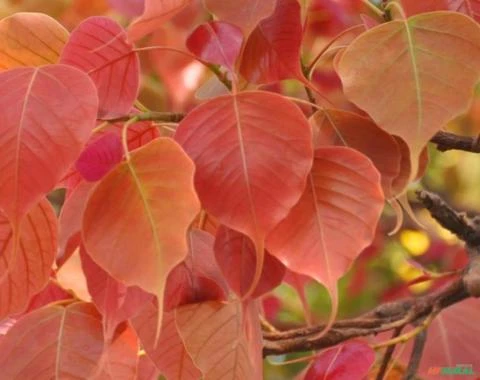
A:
[0,199,57,320]
[304,340,375,380]
[175,91,313,294]
[0,65,98,225]
[176,301,258,379]
[0,302,104,378]
[0,12,68,70]
[186,21,243,70]
[60,16,140,118]
[203,0,276,35]
[128,0,190,42]
[337,12,480,178]
[239,0,304,84]
[83,138,200,337]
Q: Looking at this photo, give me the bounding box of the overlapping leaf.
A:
[448,0,480,20]
[336,12,480,178]
[304,340,375,380]
[203,0,276,35]
[128,0,191,42]
[176,301,259,379]
[0,199,57,320]
[60,16,140,118]
[0,65,98,225]
[186,21,243,71]
[267,147,384,328]
[132,304,201,379]
[0,302,104,378]
[239,0,304,83]
[82,138,200,336]
[311,109,401,198]
[0,12,69,70]
[175,91,313,294]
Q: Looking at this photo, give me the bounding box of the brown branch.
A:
[263,191,477,357]
[101,111,185,123]
[430,131,480,153]
[404,330,427,380]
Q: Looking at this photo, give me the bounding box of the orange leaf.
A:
[175,91,313,295]
[0,302,104,378]
[175,301,260,379]
[337,12,480,178]
[0,199,57,320]
[82,138,200,338]
[0,12,69,70]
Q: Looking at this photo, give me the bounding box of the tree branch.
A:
[430,131,480,153]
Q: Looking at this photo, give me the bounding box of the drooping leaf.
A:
[311,108,401,198]
[75,132,123,182]
[0,12,69,70]
[60,16,140,118]
[186,21,243,71]
[239,0,304,84]
[128,0,191,42]
[267,147,384,331]
[214,226,286,298]
[336,12,480,178]
[164,229,227,311]
[80,246,153,339]
[0,199,57,320]
[175,301,259,379]
[0,65,98,225]
[175,91,313,295]
[82,138,200,337]
[203,0,276,35]
[0,302,104,378]
[132,303,202,380]
[304,340,375,380]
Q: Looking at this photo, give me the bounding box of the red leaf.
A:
[132,304,202,379]
[76,132,123,182]
[186,21,243,70]
[80,246,153,339]
[128,0,190,42]
[25,280,73,313]
[304,340,375,380]
[164,229,227,310]
[311,109,401,198]
[203,0,276,35]
[0,302,104,378]
[0,199,57,320]
[239,0,304,84]
[82,138,200,339]
[399,0,448,16]
[214,226,286,298]
[60,16,140,118]
[175,301,260,379]
[448,0,480,21]
[108,0,145,17]
[175,91,313,294]
[0,65,98,225]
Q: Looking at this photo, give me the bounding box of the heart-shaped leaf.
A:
[82,138,200,339]
[175,91,313,294]
[0,65,98,225]
[0,12,69,70]
[60,16,140,118]
[336,12,480,178]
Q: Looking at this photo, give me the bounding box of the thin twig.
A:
[404,330,427,380]
[376,327,403,380]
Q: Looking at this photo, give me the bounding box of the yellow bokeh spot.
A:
[396,261,432,293]
[400,229,430,256]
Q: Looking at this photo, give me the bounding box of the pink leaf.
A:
[128,0,191,42]
[305,340,375,380]
[448,0,480,21]
[75,132,123,181]
[0,199,57,320]
[108,0,145,17]
[239,0,304,84]
[0,65,98,225]
[175,91,313,293]
[186,21,243,70]
[60,16,140,118]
